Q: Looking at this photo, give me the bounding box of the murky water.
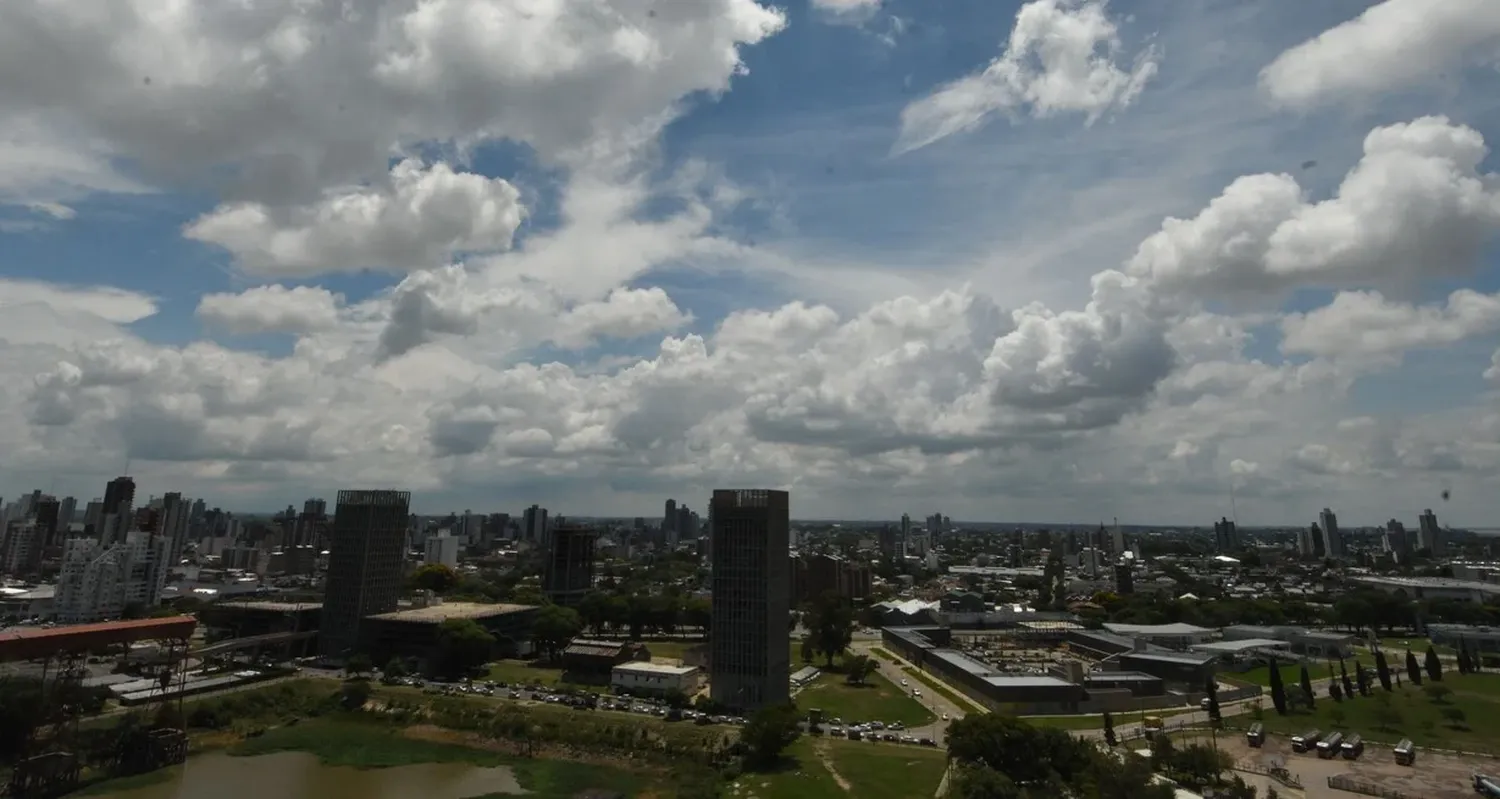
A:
[92,751,527,798]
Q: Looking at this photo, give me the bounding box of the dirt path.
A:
[813,740,853,792]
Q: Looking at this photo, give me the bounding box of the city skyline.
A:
[1,1,1498,525]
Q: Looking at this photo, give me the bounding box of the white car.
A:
[941,713,950,721]
[900,679,909,687]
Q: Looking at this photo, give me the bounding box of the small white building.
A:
[611,661,702,697]
[424,531,460,568]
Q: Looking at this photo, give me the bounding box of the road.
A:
[849,640,973,745]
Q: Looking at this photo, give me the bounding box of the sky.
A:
[1,0,1499,527]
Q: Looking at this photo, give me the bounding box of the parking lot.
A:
[1176,731,1495,799]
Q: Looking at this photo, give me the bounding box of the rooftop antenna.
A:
[1230,480,1239,526]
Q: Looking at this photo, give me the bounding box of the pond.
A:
[91,750,527,798]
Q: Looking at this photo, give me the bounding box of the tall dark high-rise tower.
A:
[543,524,597,607]
[709,489,790,712]
[320,490,411,659]
[102,476,135,517]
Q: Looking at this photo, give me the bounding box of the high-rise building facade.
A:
[320,490,411,658]
[522,504,549,546]
[160,492,191,561]
[53,531,169,623]
[103,476,136,518]
[1319,508,1343,558]
[1213,517,1239,553]
[1418,509,1444,556]
[543,524,597,607]
[710,489,791,712]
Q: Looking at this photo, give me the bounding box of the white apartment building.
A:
[54,532,170,623]
[425,531,460,568]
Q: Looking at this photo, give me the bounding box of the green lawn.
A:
[483,659,602,690]
[728,737,948,799]
[825,737,949,799]
[1228,672,1500,754]
[1234,661,1331,688]
[1361,637,1455,656]
[796,669,935,727]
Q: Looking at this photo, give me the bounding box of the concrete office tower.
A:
[1300,524,1320,558]
[543,524,597,607]
[710,489,791,712]
[1213,517,1239,553]
[58,496,77,530]
[160,492,191,560]
[103,476,136,518]
[320,490,411,658]
[1419,509,1444,556]
[32,495,60,549]
[664,498,677,543]
[522,504,549,545]
[1319,508,1343,557]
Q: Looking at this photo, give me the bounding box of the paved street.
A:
[849,639,974,745]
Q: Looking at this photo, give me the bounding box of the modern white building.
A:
[611,661,702,697]
[424,531,460,568]
[54,532,170,623]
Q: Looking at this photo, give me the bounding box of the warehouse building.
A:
[1220,625,1355,659]
[611,661,702,698]
[360,601,538,668]
[882,626,1084,713]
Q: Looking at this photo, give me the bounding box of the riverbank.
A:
[68,680,722,798]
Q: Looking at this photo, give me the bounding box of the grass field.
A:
[232,718,658,798]
[1234,660,1331,688]
[1229,672,1500,754]
[727,737,948,799]
[795,670,936,727]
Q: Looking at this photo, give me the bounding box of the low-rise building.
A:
[1220,625,1355,659]
[611,661,702,697]
[561,638,650,674]
[360,601,538,668]
[1102,622,1217,650]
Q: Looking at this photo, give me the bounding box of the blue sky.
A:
[2,0,1500,523]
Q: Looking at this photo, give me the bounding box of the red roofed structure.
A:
[0,616,196,662]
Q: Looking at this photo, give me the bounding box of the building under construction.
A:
[0,617,196,798]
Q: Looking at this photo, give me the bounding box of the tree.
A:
[1103,711,1118,747]
[1266,657,1288,715]
[1441,706,1468,729]
[1375,649,1393,692]
[435,617,497,679]
[0,677,45,763]
[341,680,372,709]
[381,658,408,683]
[805,591,855,668]
[1424,683,1453,704]
[1425,646,1443,681]
[1329,679,1343,702]
[741,703,801,769]
[844,655,876,685]
[1328,703,1346,728]
[1355,660,1370,697]
[1371,691,1402,731]
[800,636,816,665]
[531,604,582,662]
[1204,675,1222,726]
[1457,645,1473,675]
[1406,650,1423,686]
[344,652,373,678]
[1340,659,1354,698]
[1298,665,1315,709]
[409,563,459,594]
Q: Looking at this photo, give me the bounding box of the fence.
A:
[1236,760,1303,790]
[1327,775,1430,799]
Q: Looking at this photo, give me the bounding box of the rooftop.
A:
[217,600,322,613]
[1122,650,1218,666]
[613,661,698,676]
[367,602,536,623]
[1191,638,1290,653]
[1104,622,1215,637]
